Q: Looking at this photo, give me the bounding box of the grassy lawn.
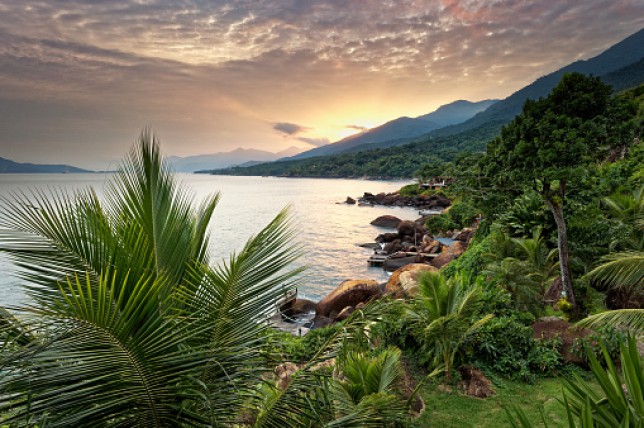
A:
[412,376,570,428]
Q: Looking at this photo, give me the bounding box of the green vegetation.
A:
[1,74,643,427]
[210,121,503,178]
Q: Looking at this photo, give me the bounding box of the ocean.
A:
[0,173,421,305]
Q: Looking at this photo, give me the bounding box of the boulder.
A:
[431,241,467,269]
[454,228,474,243]
[397,220,425,237]
[375,232,399,244]
[345,196,356,204]
[458,366,495,398]
[370,215,402,228]
[312,315,334,329]
[532,317,593,364]
[421,239,443,254]
[279,298,316,319]
[383,239,403,254]
[385,264,438,297]
[316,279,382,318]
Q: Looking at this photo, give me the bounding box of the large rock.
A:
[397,220,425,237]
[370,215,402,228]
[421,239,443,254]
[431,241,467,268]
[383,239,403,254]
[375,232,399,244]
[385,264,438,298]
[280,298,316,319]
[316,279,382,318]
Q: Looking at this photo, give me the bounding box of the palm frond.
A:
[586,252,644,288]
[577,309,644,334]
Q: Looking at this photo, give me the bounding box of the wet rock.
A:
[312,315,334,329]
[370,215,402,228]
[315,279,382,318]
[375,232,399,244]
[385,263,438,297]
[280,298,316,319]
[383,239,403,254]
[345,196,356,204]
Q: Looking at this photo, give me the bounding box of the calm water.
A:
[0,174,419,305]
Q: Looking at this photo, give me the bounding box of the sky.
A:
[0,1,643,170]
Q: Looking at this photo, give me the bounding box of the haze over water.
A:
[0,174,419,306]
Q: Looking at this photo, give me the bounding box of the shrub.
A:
[571,325,627,365]
[399,183,421,197]
[467,315,563,383]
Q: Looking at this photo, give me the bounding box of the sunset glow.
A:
[0,1,642,169]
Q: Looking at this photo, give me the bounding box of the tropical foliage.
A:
[405,272,493,381]
[0,132,415,427]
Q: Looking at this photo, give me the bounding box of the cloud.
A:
[273,122,310,136]
[298,137,330,147]
[0,0,642,167]
[346,124,368,132]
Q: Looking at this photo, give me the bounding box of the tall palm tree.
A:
[406,272,493,382]
[0,131,304,426]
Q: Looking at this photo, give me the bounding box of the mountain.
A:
[289,99,498,160]
[425,27,644,140]
[168,146,304,172]
[0,157,90,173]
[416,99,499,126]
[208,28,644,179]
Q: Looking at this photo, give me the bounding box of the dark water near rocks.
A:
[0,174,421,306]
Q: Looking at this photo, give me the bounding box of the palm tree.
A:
[483,228,558,316]
[580,214,644,333]
[0,131,304,426]
[406,272,493,382]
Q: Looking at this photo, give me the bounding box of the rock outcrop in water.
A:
[359,191,451,209]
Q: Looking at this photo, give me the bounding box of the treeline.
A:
[208,120,504,178]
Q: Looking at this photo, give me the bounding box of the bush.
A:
[442,233,494,278]
[571,325,627,365]
[399,183,421,197]
[425,214,458,235]
[467,315,563,383]
[263,324,343,363]
[448,200,480,228]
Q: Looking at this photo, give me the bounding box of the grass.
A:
[412,376,569,427]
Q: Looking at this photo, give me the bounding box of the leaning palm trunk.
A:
[0,131,304,426]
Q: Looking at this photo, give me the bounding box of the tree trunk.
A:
[544,195,576,309]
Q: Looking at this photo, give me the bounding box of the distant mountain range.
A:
[210,27,644,178]
[0,157,90,173]
[288,99,497,160]
[424,27,644,140]
[168,146,304,173]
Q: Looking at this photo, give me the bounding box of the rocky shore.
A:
[274,194,477,335]
[352,190,451,210]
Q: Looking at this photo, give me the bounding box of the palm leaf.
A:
[577,309,644,334]
[586,252,644,289]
